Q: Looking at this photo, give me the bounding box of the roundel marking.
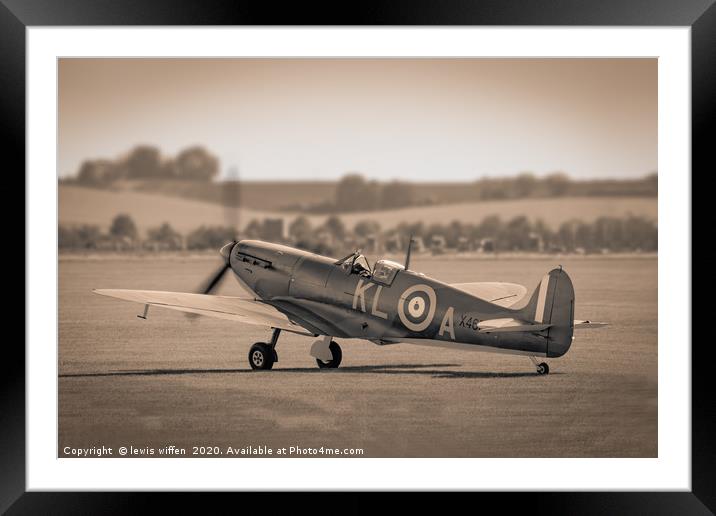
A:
[408,297,426,318]
[398,284,437,332]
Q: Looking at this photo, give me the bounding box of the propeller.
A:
[197,241,235,295]
[194,166,241,298]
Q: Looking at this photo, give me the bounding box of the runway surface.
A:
[59,255,657,457]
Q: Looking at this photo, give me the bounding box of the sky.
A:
[58,58,657,182]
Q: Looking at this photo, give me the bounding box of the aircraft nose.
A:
[219,241,236,263]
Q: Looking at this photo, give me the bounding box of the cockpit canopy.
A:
[337,252,372,276]
[353,254,371,274]
[335,251,405,285]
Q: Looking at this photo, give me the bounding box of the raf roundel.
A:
[398,284,437,332]
[408,297,426,318]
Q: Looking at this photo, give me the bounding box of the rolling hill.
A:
[59,184,657,235]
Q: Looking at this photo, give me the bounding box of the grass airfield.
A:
[59,254,657,458]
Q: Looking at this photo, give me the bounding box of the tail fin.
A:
[516,267,575,357]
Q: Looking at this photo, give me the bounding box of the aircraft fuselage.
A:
[231,240,573,358]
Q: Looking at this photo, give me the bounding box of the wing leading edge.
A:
[92,289,310,334]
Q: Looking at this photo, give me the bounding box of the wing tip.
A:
[92,288,131,298]
[574,320,609,329]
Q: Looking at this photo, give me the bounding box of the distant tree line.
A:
[59,214,182,251]
[380,215,657,253]
[65,145,219,187]
[285,214,657,255]
[288,172,658,214]
[59,211,656,255]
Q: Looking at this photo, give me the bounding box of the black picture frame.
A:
[5,1,709,513]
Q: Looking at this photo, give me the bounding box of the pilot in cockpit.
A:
[351,254,372,277]
[338,251,372,277]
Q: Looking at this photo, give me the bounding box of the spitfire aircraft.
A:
[95,239,606,374]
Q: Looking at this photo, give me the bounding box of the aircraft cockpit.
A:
[335,251,372,277]
[335,252,404,284]
[351,254,371,276]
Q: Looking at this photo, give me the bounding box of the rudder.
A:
[516,267,575,357]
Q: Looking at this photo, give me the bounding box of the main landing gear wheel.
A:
[249,342,275,370]
[316,341,342,369]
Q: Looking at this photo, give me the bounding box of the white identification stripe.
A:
[534,274,551,323]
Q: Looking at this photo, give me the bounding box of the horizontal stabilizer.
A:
[574,320,608,329]
[477,318,552,333]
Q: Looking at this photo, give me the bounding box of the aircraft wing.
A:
[450,282,527,308]
[574,320,608,329]
[92,289,310,334]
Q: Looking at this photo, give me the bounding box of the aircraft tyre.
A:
[536,362,549,375]
[316,341,342,369]
[249,342,275,370]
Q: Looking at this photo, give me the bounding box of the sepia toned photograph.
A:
[58,58,657,459]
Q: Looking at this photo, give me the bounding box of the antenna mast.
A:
[404,235,414,270]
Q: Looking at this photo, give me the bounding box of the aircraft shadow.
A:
[60,363,553,379]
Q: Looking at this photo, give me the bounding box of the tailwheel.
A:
[529,356,549,375]
[249,342,275,370]
[316,341,342,369]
